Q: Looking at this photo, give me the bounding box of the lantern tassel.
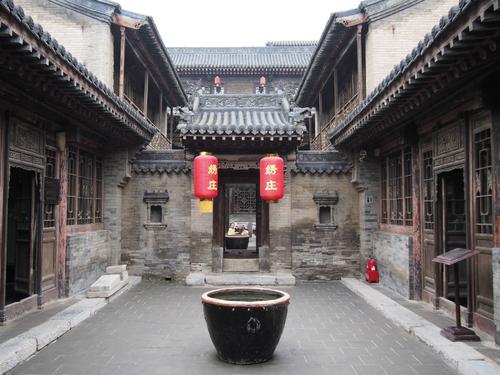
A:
[199,199,213,213]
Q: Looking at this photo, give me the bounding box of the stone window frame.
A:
[143,190,169,230]
[313,191,338,231]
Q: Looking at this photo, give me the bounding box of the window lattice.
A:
[44,147,56,228]
[475,128,493,234]
[78,151,94,225]
[423,150,434,230]
[230,186,256,214]
[67,146,77,225]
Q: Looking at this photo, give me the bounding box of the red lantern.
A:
[260,154,284,202]
[259,76,266,86]
[194,152,218,213]
[214,76,221,87]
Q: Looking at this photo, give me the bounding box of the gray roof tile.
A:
[178,94,307,137]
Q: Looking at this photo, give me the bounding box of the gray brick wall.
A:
[66,230,110,296]
[269,161,293,272]
[365,0,458,93]
[121,171,192,280]
[15,0,115,88]
[373,231,412,298]
[291,172,360,280]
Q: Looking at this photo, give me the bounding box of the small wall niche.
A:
[313,191,338,231]
[143,190,169,230]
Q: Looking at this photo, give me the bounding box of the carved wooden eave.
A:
[0,1,157,143]
[330,0,500,149]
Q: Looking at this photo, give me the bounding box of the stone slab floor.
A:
[12,281,456,375]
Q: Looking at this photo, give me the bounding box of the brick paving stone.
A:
[11,281,457,375]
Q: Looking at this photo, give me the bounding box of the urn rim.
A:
[202,287,290,308]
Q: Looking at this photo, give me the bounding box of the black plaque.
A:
[44,177,60,204]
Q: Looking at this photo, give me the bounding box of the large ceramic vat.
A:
[224,235,249,249]
[202,287,290,364]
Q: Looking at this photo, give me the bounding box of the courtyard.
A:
[11,281,455,375]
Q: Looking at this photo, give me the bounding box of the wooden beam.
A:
[118,27,126,98]
[112,14,145,29]
[356,24,365,99]
[143,71,149,117]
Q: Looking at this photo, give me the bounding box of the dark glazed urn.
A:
[202,287,290,365]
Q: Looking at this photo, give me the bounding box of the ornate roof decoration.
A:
[330,0,499,147]
[177,94,309,139]
[295,9,365,106]
[292,151,352,175]
[131,150,190,174]
[313,191,339,205]
[168,45,316,75]
[0,0,157,142]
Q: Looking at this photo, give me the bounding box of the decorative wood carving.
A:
[218,160,259,170]
[433,121,464,171]
[9,119,44,167]
[201,95,281,108]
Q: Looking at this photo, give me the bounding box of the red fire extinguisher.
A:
[365,257,379,283]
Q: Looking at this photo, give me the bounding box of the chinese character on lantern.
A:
[194,152,218,213]
[260,154,284,202]
[265,164,277,175]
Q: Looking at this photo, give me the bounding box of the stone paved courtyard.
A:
[12,281,456,375]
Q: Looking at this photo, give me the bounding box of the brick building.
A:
[297,0,500,342]
[0,0,186,322]
[127,43,359,284]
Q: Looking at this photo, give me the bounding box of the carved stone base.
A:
[440,326,480,342]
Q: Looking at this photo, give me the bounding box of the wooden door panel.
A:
[42,228,56,292]
[476,245,493,318]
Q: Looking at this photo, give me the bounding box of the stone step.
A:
[223,258,259,272]
[185,272,296,286]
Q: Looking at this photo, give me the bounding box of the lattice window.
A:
[95,158,103,223]
[44,147,56,228]
[67,146,77,225]
[474,128,493,234]
[388,152,403,225]
[67,146,102,226]
[230,185,256,214]
[381,160,388,224]
[78,151,94,225]
[423,150,434,230]
[404,148,413,226]
[381,148,413,226]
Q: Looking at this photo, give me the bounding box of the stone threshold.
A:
[0,277,141,374]
[185,272,296,286]
[341,278,500,375]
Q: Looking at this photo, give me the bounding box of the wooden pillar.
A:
[56,135,67,297]
[0,111,8,322]
[159,94,163,131]
[119,27,126,98]
[356,24,366,99]
[333,69,338,114]
[169,106,174,146]
[318,92,323,148]
[412,142,422,300]
[143,71,149,118]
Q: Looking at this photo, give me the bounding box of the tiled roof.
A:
[0,0,156,141]
[168,45,316,74]
[265,41,317,47]
[131,150,190,174]
[178,94,308,138]
[330,0,497,147]
[292,151,352,175]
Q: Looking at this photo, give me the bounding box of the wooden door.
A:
[471,113,494,332]
[8,168,35,296]
[421,147,437,303]
[439,170,467,305]
[41,148,58,296]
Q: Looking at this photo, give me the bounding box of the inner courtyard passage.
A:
[12,281,456,375]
